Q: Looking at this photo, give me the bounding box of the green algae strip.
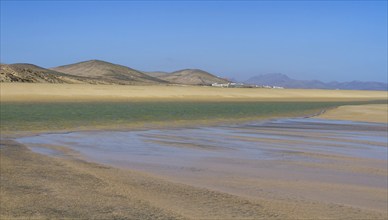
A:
[0,100,385,133]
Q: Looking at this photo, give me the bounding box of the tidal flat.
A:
[3,117,387,219]
[18,118,388,211]
[1,99,387,219]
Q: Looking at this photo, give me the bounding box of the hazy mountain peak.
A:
[264,73,289,77]
[258,73,290,80]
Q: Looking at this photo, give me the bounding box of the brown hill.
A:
[0,63,95,83]
[52,60,167,85]
[158,69,230,85]
[142,71,169,78]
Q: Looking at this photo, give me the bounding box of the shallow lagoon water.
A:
[16,118,388,212]
[18,118,387,162]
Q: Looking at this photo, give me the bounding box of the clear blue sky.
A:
[1,1,387,82]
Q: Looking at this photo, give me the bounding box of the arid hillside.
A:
[142,71,169,78]
[0,63,94,83]
[52,60,167,85]
[158,69,230,85]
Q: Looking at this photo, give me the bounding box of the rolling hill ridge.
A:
[52,60,167,85]
[1,60,386,90]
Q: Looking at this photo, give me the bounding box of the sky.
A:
[1,1,387,82]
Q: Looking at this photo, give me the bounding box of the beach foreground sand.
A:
[1,136,386,219]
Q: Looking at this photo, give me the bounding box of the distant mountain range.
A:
[1,60,386,90]
[245,73,387,91]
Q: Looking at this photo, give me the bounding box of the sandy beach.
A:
[1,83,387,102]
[318,104,388,123]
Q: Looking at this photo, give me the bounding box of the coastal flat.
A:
[1,83,387,102]
[1,83,387,219]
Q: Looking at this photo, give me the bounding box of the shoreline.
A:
[0,101,344,137]
[1,103,386,139]
[0,105,356,139]
[0,113,317,139]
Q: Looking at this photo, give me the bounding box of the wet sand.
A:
[1,140,273,219]
[14,117,388,219]
[1,83,387,102]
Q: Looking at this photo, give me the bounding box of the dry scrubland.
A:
[1,83,387,102]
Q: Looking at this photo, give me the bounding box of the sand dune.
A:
[1,83,387,102]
